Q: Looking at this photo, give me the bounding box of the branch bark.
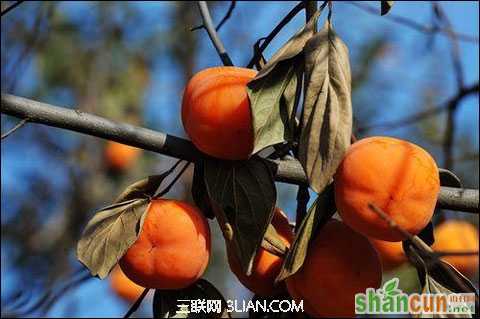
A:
[2,93,479,213]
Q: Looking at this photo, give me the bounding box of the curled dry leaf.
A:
[77,171,178,279]
[261,223,289,257]
[203,156,277,276]
[404,242,479,317]
[76,198,149,279]
[298,20,352,194]
[276,183,336,283]
[247,11,320,155]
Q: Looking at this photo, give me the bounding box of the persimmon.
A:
[181,66,257,160]
[110,266,145,302]
[369,238,407,270]
[119,199,211,289]
[286,219,382,318]
[227,207,294,296]
[104,141,141,171]
[432,220,479,277]
[334,136,440,242]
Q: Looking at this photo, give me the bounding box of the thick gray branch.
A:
[1,93,478,213]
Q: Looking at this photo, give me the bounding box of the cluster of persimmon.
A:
[109,66,478,317]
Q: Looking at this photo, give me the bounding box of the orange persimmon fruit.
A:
[432,220,479,278]
[334,136,440,241]
[369,238,407,270]
[181,66,257,160]
[227,207,294,296]
[119,199,211,289]
[286,219,382,317]
[110,266,145,302]
[104,141,141,171]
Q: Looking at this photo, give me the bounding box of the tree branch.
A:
[216,1,236,31]
[349,1,478,43]
[433,2,465,171]
[1,0,24,17]
[1,93,478,213]
[196,1,233,66]
[246,1,306,68]
[357,82,479,133]
[1,118,28,139]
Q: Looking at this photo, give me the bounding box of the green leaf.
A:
[247,11,321,155]
[247,61,302,154]
[76,198,149,279]
[191,160,215,219]
[276,183,336,282]
[153,279,230,318]
[203,156,277,276]
[381,1,394,16]
[298,20,352,193]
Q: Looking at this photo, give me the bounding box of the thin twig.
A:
[155,161,191,198]
[432,2,464,89]
[246,1,306,68]
[123,288,150,318]
[1,0,24,17]
[1,118,28,140]
[433,251,479,258]
[433,2,465,171]
[357,83,479,133]
[1,93,478,212]
[368,203,478,295]
[349,1,478,43]
[216,1,236,31]
[196,1,233,66]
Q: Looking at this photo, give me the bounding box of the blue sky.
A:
[1,1,478,317]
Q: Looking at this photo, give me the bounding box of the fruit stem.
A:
[123,288,150,318]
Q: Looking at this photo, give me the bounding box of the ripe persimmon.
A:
[334,136,440,242]
[286,219,382,317]
[119,199,211,289]
[432,220,479,277]
[110,266,144,302]
[227,207,294,296]
[369,238,407,270]
[104,141,141,171]
[181,66,257,160]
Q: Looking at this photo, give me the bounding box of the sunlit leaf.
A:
[76,198,149,279]
[247,11,320,155]
[298,20,352,193]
